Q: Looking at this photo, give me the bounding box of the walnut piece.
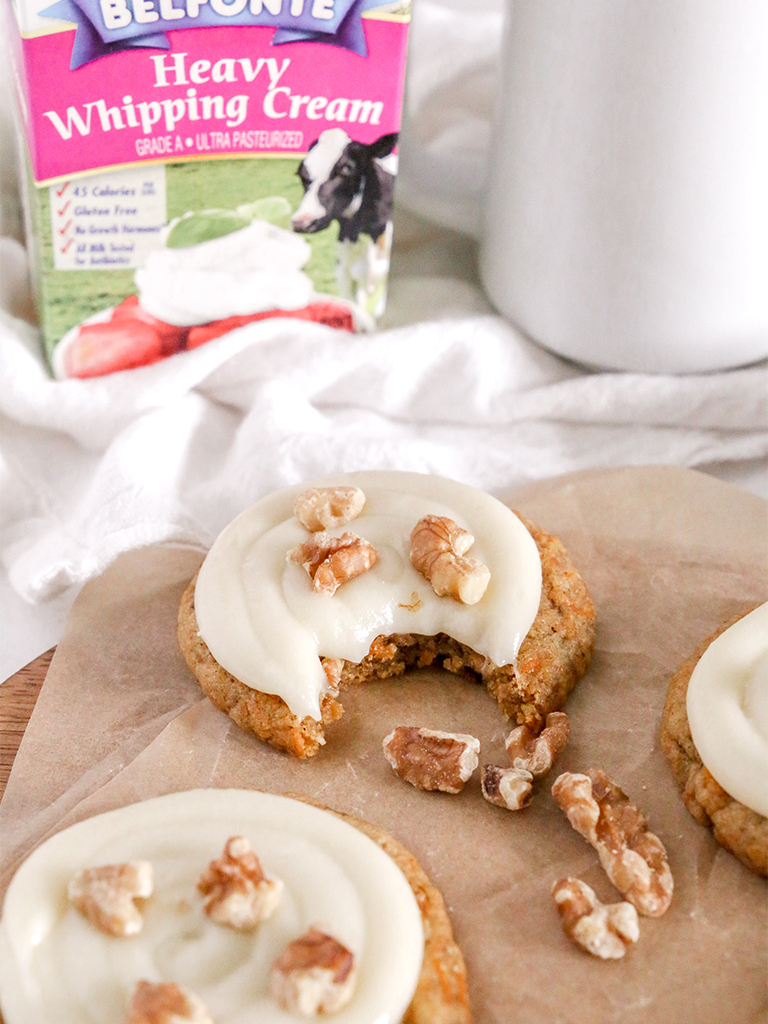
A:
[481,764,534,809]
[269,926,357,1016]
[67,861,153,937]
[506,712,570,777]
[383,726,480,793]
[552,769,674,917]
[294,486,366,532]
[552,877,639,960]
[409,515,490,605]
[197,836,283,930]
[289,531,378,596]
[127,980,213,1024]
[321,657,344,696]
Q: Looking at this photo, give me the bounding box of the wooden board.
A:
[0,650,52,804]
[0,651,50,1024]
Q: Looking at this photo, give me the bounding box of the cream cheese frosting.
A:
[687,602,768,818]
[135,219,314,326]
[193,471,543,722]
[0,790,424,1024]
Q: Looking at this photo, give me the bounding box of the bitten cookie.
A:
[178,472,595,758]
[660,605,768,877]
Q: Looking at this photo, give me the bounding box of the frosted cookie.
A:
[178,471,595,758]
[0,789,470,1024]
[660,603,768,876]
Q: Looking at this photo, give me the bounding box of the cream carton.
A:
[8,0,410,376]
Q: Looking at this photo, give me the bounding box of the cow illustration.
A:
[292,128,398,319]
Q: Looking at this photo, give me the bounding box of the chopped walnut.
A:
[552,769,674,917]
[289,531,378,596]
[481,764,534,810]
[552,877,639,960]
[269,926,357,1016]
[321,657,344,696]
[197,836,283,930]
[67,861,153,937]
[294,486,366,532]
[382,726,480,793]
[505,712,570,777]
[409,515,490,605]
[127,980,213,1024]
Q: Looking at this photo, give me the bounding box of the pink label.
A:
[17,19,409,182]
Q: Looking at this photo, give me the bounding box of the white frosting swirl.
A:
[687,602,768,817]
[193,471,543,721]
[0,790,424,1024]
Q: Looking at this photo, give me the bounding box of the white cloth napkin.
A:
[0,0,766,680]
[3,304,766,601]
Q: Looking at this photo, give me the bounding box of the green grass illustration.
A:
[29,156,340,363]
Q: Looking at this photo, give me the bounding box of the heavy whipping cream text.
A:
[687,603,768,818]
[43,51,385,142]
[0,790,424,1024]
[12,2,409,182]
[194,471,544,721]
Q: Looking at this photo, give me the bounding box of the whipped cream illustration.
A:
[135,219,314,326]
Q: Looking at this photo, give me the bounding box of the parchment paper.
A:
[1,466,766,1024]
